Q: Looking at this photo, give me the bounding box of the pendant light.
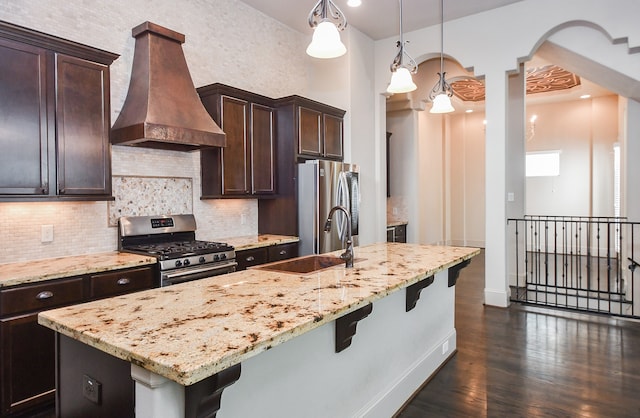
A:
[306,0,347,59]
[428,0,454,113]
[387,0,417,94]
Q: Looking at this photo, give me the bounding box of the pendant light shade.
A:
[306,0,348,59]
[431,92,455,113]
[387,0,417,94]
[306,20,346,58]
[388,67,417,94]
[428,0,454,113]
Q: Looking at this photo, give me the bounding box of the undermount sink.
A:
[254,255,346,274]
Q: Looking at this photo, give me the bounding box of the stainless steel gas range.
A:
[118,214,236,287]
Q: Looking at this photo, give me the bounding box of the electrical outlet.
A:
[41,225,54,243]
[442,340,449,355]
[82,375,101,404]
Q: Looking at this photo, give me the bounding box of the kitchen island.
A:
[38,243,479,417]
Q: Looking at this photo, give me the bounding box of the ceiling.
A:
[238,0,615,107]
[239,0,525,41]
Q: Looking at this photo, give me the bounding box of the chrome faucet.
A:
[324,205,354,268]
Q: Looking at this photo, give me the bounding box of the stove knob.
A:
[214,254,220,261]
[183,259,191,266]
[175,260,182,267]
[220,253,227,260]
[199,256,206,263]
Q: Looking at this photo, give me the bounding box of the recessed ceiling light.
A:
[580,94,591,99]
[347,0,362,6]
[466,109,473,113]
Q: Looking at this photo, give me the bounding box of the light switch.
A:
[41,225,54,243]
[507,192,515,202]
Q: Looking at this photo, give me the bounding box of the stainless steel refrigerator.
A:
[298,159,360,256]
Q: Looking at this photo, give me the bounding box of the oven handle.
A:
[162,261,238,283]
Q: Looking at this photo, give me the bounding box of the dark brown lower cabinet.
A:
[236,242,299,271]
[387,224,407,243]
[0,266,155,416]
[0,313,56,416]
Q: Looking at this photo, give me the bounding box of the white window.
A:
[526,151,560,177]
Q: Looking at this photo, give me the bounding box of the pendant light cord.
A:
[399,0,404,66]
[440,0,444,76]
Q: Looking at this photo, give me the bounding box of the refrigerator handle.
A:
[335,172,349,241]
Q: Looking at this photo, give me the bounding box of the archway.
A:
[507,21,640,316]
[385,55,486,248]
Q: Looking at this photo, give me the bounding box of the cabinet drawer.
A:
[89,267,155,299]
[268,243,299,262]
[0,278,84,317]
[236,248,268,271]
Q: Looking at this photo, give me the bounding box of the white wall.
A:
[0,0,379,262]
[525,96,618,216]
[386,110,418,241]
[449,112,486,248]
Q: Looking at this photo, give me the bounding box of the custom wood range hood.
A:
[111,22,225,151]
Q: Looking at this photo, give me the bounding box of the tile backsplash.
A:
[0,146,257,264]
[108,176,193,226]
[387,196,408,225]
[0,201,116,263]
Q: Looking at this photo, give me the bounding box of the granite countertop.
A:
[224,234,299,251]
[39,243,479,386]
[387,220,408,227]
[0,252,157,288]
[0,235,295,289]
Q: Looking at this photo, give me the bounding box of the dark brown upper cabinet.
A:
[276,96,345,161]
[0,21,118,201]
[198,84,276,198]
[257,96,345,236]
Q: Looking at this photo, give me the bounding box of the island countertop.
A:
[38,243,479,386]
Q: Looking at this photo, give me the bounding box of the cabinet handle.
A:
[246,256,255,262]
[279,250,287,255]
[36,291,54,300]
[117,278,131,285]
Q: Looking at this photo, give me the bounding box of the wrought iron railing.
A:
[507,215,640,318]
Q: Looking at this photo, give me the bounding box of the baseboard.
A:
[447,239,485,248]
[485,288,510,307]
[355,329,457,418]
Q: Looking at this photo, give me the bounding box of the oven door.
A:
[161,261,237,287]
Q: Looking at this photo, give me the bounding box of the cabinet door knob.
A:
[246,256,255,262]
[279,250,287,255]
[36,291,54,300]
[117,278,131,285]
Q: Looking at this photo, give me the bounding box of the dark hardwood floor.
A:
[397,250,640,417]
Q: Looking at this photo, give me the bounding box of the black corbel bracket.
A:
[405,275,435,312]
[335,303,373,353]
[448,259,471,287]
[185,363,242,418]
